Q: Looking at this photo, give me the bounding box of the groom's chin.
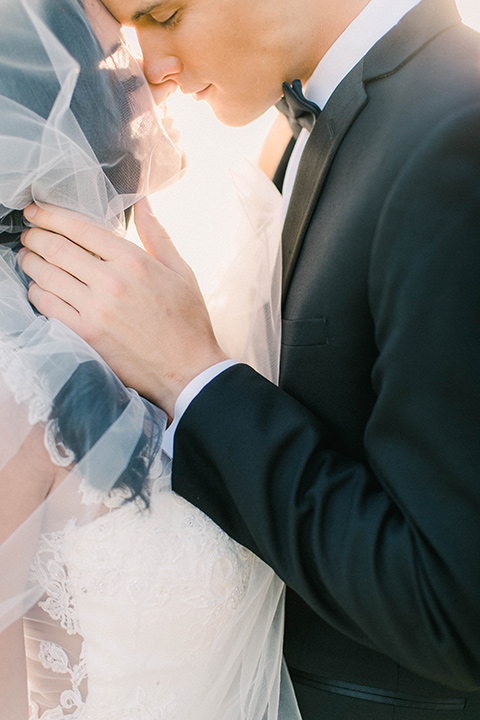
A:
[207,97,274,128]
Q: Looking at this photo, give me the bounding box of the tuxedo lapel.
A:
[281,0,462,301]
[281,62,367,297]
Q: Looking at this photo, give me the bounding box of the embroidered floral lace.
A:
[25,480,279,719]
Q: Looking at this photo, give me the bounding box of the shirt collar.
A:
[306,0,423,110]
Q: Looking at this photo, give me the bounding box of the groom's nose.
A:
[137,30,182,87]
[143,54,182,86]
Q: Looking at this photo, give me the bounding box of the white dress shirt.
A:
[282,0,422,212]
[162,0,422,458]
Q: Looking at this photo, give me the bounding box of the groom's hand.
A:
[20,200,227,416]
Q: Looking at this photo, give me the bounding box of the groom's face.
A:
[101,0,311,125]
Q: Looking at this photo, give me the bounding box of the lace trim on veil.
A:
[0,338,51,426]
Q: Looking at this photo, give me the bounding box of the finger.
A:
[21,228,100,285]
[21,250,88,311]
[23,204,124,260]
[134,198,190,277]
[27,282,82,334]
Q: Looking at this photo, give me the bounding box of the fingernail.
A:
[17,248,27,262]
[24,203,37,220]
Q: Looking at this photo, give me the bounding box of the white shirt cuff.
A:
[161,359,238,458]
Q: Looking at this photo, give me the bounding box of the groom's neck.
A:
[301,0,371,81]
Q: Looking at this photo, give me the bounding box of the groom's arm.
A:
[171,105,480,691]
[161,359,237,456]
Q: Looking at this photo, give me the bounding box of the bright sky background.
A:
[457,0,480,29]
[131,1,480,272]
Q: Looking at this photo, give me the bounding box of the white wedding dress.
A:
[25,474,284,720]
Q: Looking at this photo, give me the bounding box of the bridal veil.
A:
[0,1,298,718]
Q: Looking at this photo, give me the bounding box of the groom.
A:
[20,0,480,717]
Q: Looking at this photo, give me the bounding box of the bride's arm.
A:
[0,425,63,717]
[0,621,29,719]
[0,424,59,545]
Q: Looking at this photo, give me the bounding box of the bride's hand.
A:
[20,200,227,417]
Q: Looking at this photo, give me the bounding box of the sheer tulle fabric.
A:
[0,1,298,718]
[0,0,181,237]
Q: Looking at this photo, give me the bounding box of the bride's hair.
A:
[52,362,162,506]
[0,0,163,502]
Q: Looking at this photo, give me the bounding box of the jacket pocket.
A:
[282,317,329,347]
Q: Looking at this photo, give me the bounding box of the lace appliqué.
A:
[44,419,76,468]
[29,641,87,720]
[28,524,86,719]
[80,691,179,720]
[31,522,81,637]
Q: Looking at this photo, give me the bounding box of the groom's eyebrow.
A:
[132,2,167,21]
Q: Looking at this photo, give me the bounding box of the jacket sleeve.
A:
[171,104,480,691]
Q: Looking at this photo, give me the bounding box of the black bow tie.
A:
[275,79,320,138]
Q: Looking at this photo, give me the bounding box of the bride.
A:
[0,0,299,718]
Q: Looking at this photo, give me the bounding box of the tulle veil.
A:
[0,0,300,718]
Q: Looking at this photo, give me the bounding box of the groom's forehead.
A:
[101,0,167,24]
[103,0,264,24]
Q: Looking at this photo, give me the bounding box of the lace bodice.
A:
[25,481,262,720]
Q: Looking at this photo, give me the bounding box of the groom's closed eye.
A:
[131,1,174,23]
[149,9,181,28]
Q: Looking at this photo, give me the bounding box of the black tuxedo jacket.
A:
[172,1,480,717]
